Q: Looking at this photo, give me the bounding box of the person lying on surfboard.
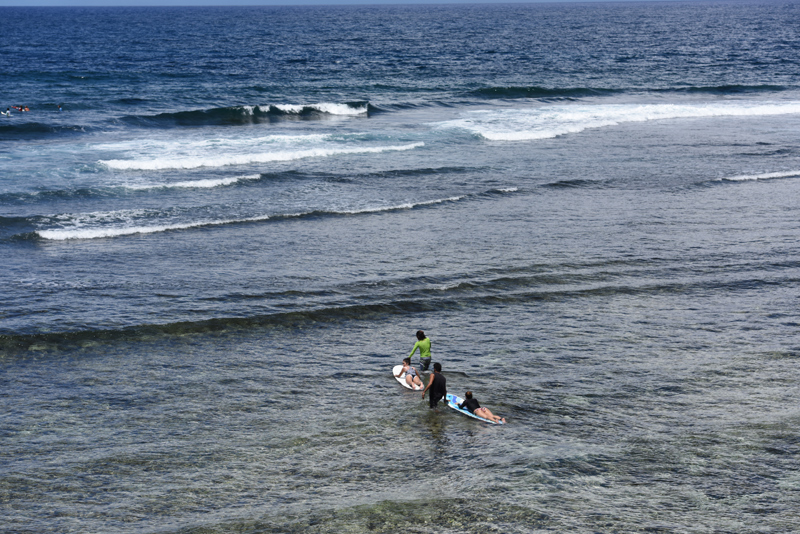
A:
[395,357,423,389]
[458,391,506,424]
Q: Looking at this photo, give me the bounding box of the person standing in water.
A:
[422,362,446,409]
[408,330,432,371]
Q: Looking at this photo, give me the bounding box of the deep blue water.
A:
[2,2,800,533]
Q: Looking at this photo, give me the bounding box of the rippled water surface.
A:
[2,2,800,533]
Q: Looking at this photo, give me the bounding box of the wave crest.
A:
[32,193,467,241]
[721,170,800,182]
[122,102,371,127]
[438,101,800,142]
[99,142,424,171]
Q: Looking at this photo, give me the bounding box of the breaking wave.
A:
[25,187,522,242]
[437,100,800,141]
[721,169,800,182]
[123,174,263,190]
[32,194,470,241]
[99,142,425,171]
[120,102,371,127]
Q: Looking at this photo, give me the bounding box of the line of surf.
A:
[33,194,467,241]
[93,133,333,152]
[438,101,800,142]
[35,216,270,241]
[2,168,494,207]
[720,170,800,182]
[2,270,773,353]
[99,142,425,171]
[251,103,369,116]
[123,174,262,190]
[0,175,263,204]
[121,102,371,128]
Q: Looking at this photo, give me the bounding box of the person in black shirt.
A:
[422,362,447,408]
[458,391,505,423]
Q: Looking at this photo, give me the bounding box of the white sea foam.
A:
[271,104,304,114]
[437,101,800,141]
[269,103,368,115]
[333,195,465,215]
[124,174,261,190]
[93,134,332,153]
[35,193,463,241]
[100,142,424,171]
[722,170,800,182]
[37,214,273,240]
[437,282,462,291]
[39,223,207,240]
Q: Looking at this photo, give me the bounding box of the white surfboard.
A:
[392,364,423,390]
[446,393,504,424]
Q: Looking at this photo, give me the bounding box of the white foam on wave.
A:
[170,103,366,117]
[124,174,261,190]
[270,103,368,115]
[37,213,273,241]
[722,170,800,182]
[100,142,424,171]
[93,133,332,153]
[35,193,463,241]
[333,195,465,215]
[437,101,800,141]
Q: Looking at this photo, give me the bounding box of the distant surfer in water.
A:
[408,330,432,371]
[395,357,423,390]
[458,391,505,424]
[422,362,446,408]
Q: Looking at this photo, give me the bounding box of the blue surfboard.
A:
[446,393,504,425]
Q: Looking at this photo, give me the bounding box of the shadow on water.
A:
[422,404,449,448]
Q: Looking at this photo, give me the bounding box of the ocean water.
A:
[2,2,800,532]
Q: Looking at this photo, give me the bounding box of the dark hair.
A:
[416,330,426,341]
[465,391,473,399]
[433,362,442,372]
[403,357,411,364]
